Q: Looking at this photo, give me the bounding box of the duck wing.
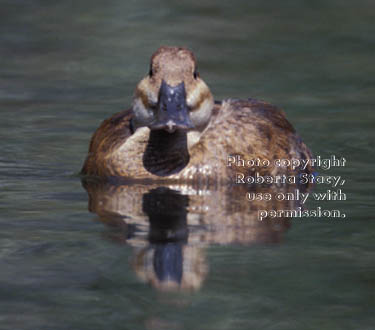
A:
[189,98,313,180]
[81,108,133,176]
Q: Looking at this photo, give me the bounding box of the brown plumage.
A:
[81,46,313,185]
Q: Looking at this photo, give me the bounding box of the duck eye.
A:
[193,70,199,79]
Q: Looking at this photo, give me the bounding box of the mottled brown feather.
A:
[81,98,313,185]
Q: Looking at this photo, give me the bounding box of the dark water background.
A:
[1,1,374,329]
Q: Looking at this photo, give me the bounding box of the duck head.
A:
[132,46,214,134]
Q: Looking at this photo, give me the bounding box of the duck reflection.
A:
[82,179,300,291]
[135,187,207,291]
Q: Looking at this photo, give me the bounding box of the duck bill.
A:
[150,80,194,133]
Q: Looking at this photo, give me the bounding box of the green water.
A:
[1,1,374,329]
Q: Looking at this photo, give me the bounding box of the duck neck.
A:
[143,129,190,176]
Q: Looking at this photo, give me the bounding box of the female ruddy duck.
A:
[81,46,313,184]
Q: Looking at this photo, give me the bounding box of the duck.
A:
[81,46,313,185]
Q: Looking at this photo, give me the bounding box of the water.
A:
[1,0,374,329]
